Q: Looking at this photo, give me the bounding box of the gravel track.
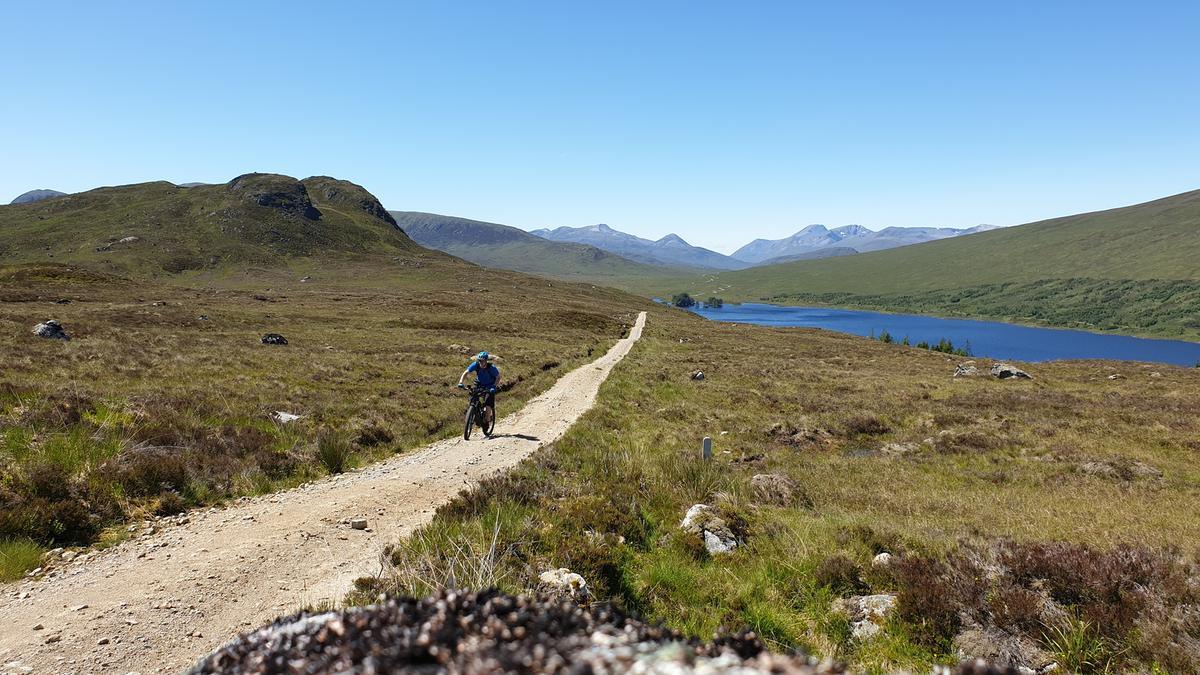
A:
[0,311,646,675]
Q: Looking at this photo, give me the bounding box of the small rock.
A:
[1149,371,1162,378]
[1107,373,1124,380]
[32,623,44,630]
[45,634,62,644]
[871,552,893,567]
[60,550,77,562]
[537,568,589,598]
[690,370,705,381]
[97,637,110,645]
[990,363,1032,380]
[834,594,897,641]
[271,411,303,424]
[261,333,288,346]
[117,236,140,244]
[70,604,88,612]
[350,518,368,530]
[879,442,919,457]
[299,276,312,283]
[953,362,979,377]
[32,320,71,341]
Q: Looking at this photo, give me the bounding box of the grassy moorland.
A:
[0,174,653,579]
[365,307,1200,673]
[668,188,1200,339]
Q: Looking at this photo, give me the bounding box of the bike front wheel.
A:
[463,403,476,440]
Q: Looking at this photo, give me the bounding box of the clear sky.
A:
[3,1,1198,253]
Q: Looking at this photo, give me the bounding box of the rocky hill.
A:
[0,174,425,276]
[9,189,67,205]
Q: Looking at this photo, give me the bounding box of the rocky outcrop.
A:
[32,320,70,341]
[680,504,738,554]
[260,333,288,345]
[302,176,398,227]
[226,174,321,220]
[954,362,980,377]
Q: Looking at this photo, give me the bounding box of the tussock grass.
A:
[0,538,44,581]
[374,308,1200,672]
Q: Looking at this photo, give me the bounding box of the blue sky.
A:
[2,1,1197,253]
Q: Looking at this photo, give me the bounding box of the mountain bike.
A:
[461,385,496,440]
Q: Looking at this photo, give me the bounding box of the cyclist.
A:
[457,351,500,430]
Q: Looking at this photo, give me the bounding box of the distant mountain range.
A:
[528,222,993,269]
[10,189,67,205]
[391,212,669,281]
[731,224,996,264]
[530,224,748,270]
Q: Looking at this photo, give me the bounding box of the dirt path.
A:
[0,311,647,675]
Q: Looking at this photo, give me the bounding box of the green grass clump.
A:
[0,538,45,581]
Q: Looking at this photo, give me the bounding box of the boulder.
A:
[990,363,1032,380]
[350,518,368,530]
[537,568,588,599]
[261,333,288,345]
[680,504,737,554]
[954,362,980,377]
[32,320,70,341]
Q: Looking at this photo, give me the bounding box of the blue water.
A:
[688,303,1200,366]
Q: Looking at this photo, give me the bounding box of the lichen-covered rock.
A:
[954,627,1055,672]
[538,568,589,599]
[954,362,980,377]
[990,363,1032,380]
[833,594,896,641]
[680,504,738,554]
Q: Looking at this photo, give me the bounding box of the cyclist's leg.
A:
[484,391,496,425]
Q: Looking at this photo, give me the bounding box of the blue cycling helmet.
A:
[476,351,490,361]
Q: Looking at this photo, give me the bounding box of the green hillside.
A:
[681,189,1200,338]
[391,211,675,282]
[0,174,429,277]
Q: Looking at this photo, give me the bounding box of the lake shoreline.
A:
[687,301,1200,367]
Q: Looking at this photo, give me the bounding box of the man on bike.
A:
[458,351,500,429]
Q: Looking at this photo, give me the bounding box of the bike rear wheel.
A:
[463,403,476,440]
[481,405,495,436]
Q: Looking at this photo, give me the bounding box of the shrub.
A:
[814,554,867,595]
[843,414,891,436]
[671,293,696,308]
